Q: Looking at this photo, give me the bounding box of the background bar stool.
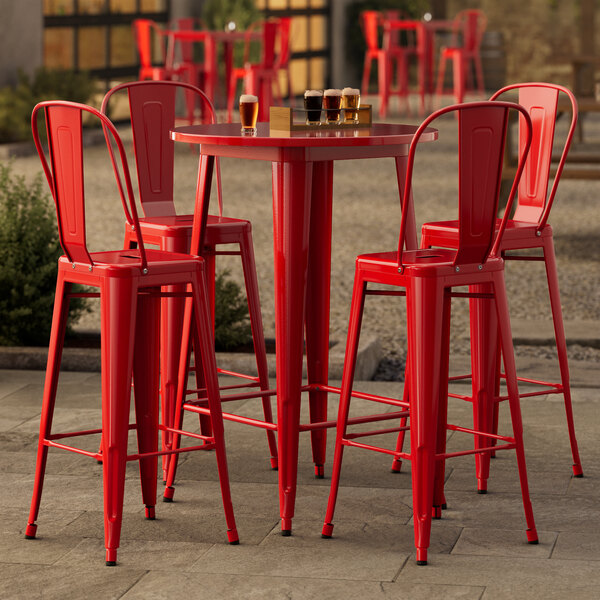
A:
[25,101,238,565]
[102,81,278,480]
[321,101,538,566]
[133,19,177,81]
[420,83,583,485]
[434,9,487,104]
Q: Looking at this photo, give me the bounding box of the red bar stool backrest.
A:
[133,19,166,71]
[101,80,219,219]
[452,9,486,53]
[260,20,279,70]
[171,17,206,64]
[274,17,292,71]
[398,101,533,269]
[490,83,578,228]
[360,11,382,51]
[32,101,147,271]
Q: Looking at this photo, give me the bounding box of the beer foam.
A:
[324,88,342,96]
[342,87,360,95]
[304,89,323,97]
[239,94,258,102]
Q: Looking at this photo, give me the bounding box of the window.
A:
[44,0,170,88]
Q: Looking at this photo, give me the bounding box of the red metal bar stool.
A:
[101,81,278,481]
[435,9,486,104]
[25,101,238,565]
[227,19,280,122]
[361,10,411,118]
[420,83,583,486]
[322,101,538,566]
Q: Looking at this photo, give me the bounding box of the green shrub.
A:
[0,68,95,143]
[213,269,252,351]
[0,162,89,346]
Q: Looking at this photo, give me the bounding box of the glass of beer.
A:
[342,87,361,124]
[239,94,258,134]
[323,89,342,124]
[304,90,323,125]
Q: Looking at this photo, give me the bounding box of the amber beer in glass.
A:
[323,89,342,124]
[342,87,361,124]
[304,90,323,125]
[239,94,258,134]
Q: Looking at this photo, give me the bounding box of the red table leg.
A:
[305,160,334,478]
[272,158,314,534]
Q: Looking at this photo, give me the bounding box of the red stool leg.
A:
[26,275,71,539]
[492,271,538,544]
[390,371,409,473]
[239,227,278,469]
[322,273,367,538]
[164,295,195,501]
[432,292,452,518]
[191,269,239,543]
[452,50,465,104]
[101,277,138,566]
[406,277,445,566]
[543,238,583,476]
[306,160,334,478]
[133,290,160,520]
[469,283,497,494]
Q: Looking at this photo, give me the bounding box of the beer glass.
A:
[304,90,323,125]
[342,87,361,124]
[239,94,258,134]
[323,89,342,124]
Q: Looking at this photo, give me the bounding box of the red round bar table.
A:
[171,121,438,534]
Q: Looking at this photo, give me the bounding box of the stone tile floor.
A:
[1,367,599,599]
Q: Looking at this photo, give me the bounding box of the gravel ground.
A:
[10,95,600,369]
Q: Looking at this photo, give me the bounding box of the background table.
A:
[171,121,437,534]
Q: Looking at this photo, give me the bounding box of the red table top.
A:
[171,122,438,148]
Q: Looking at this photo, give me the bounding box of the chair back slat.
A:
[32,101,148,271]
[454,105,508,265]
[43,104,89,265]
[102,80,222,219]
[491,83,577,228]
[128,83,178,217]
[397,101,532,269]
[361,11,381,51]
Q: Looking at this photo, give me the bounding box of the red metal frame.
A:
[101,81,277,480]
[421,83,583,483]
[435,9,487,104]
[168,120,437,534]
[321,101,538,566]
[226,19,288,122]
[361,10,411,117]
[25,101,238,566]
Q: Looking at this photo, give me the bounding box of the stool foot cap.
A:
[270,458,278,470]
[391,459,402,473]
[442,503,447,510]
[227,529,239,544]
[145,505,155,520]
[281,529,292,537]
[105,560,116,567]
[477,489,487,495]
[314,465,324,479]
[162,486,175,502]
[321,523,334,538]
[25,523,37,539]
[573,464,584,477]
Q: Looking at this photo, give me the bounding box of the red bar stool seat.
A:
[322,101,538,566]
[102,81,278,481]
[421,83,583,482]
[25,101,238,566]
